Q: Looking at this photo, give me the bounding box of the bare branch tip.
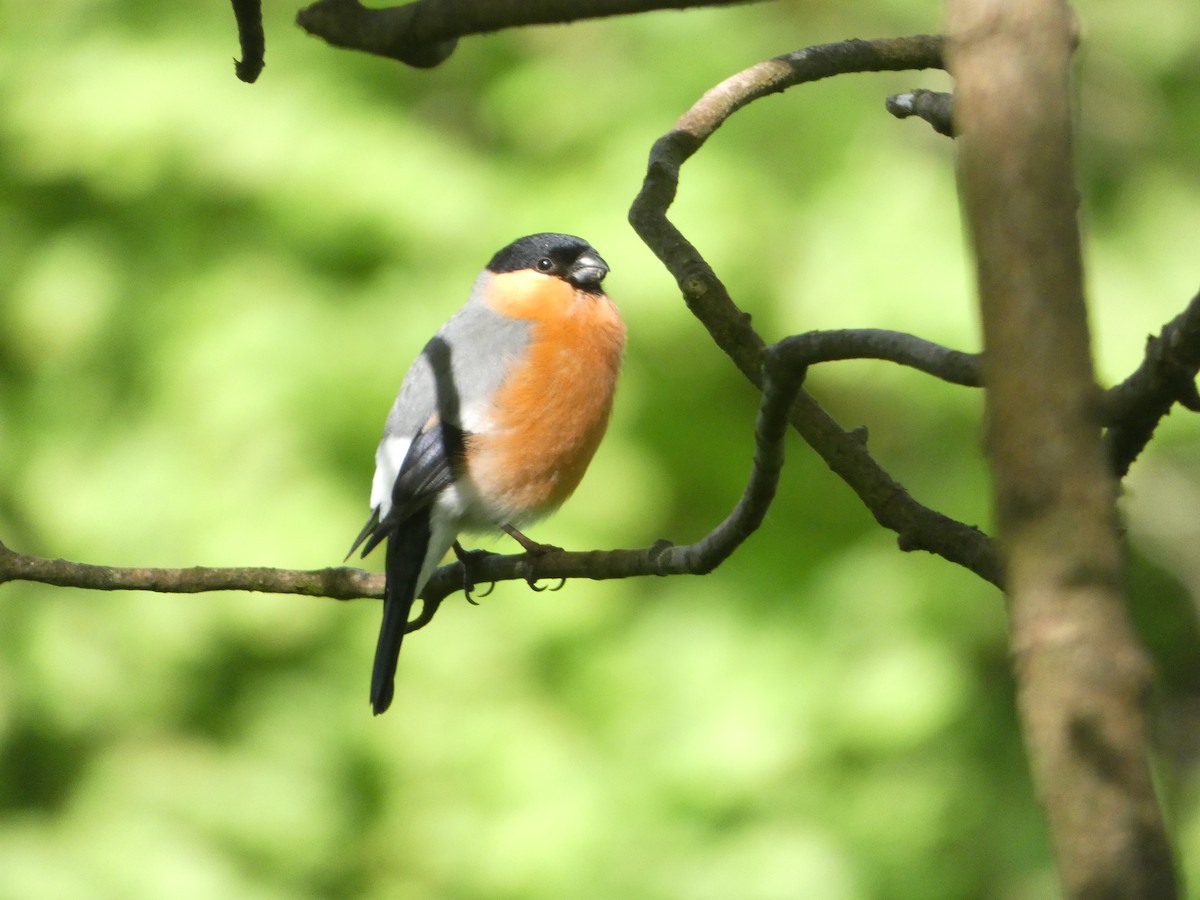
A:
[297,0,457,69]
[886,89,954,137]
[229,0,265,83]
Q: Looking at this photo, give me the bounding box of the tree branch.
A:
[295,0,758,68]
[0,39,1004,631]
[880,79,1200,482]
[948,0,1177,894]
[629,35,1002,586]
[772,328,981,387]
[880,79,1200,480]
[0,319,998,633]
[1104,288,1200,477]
[0,345,811,626]
[0,537,379,599]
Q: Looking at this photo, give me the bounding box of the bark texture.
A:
[947,0,1177,895]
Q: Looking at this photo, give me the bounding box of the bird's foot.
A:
[452,541,496,605]
[500,524,562,555]
[500,525,566,592]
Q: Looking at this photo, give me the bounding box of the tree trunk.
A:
[946,0,1178,895]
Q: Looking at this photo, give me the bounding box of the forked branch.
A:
[630,35,1003,585]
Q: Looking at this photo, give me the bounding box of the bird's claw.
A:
[525,576,567,593]
[464,580,495,605]
[453,541,497,605]
[500,524,567,593]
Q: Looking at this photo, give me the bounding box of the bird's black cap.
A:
[487,233,609,291]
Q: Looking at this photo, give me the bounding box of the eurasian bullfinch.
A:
[349,233,625,714]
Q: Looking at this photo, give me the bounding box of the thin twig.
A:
[772,328,981,386]
[0,538,378,599]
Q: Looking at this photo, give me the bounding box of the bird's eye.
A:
[535,257,554,273]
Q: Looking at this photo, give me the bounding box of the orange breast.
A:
[468,276,625,523]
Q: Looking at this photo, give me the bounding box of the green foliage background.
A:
[2,1,1199,897]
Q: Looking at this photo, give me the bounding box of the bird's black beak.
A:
[567,251,609,291]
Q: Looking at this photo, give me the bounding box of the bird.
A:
[348,233,625,715]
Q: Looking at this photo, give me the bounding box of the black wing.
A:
[348,418,466,560]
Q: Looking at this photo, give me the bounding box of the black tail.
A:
[370,511,432,715]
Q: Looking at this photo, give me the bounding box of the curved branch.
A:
[296,0,757,68]
[773,328,982,387]
[629,36,1001,586]
[419,343,808,608]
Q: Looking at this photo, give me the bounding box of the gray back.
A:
[382,271,533,440]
